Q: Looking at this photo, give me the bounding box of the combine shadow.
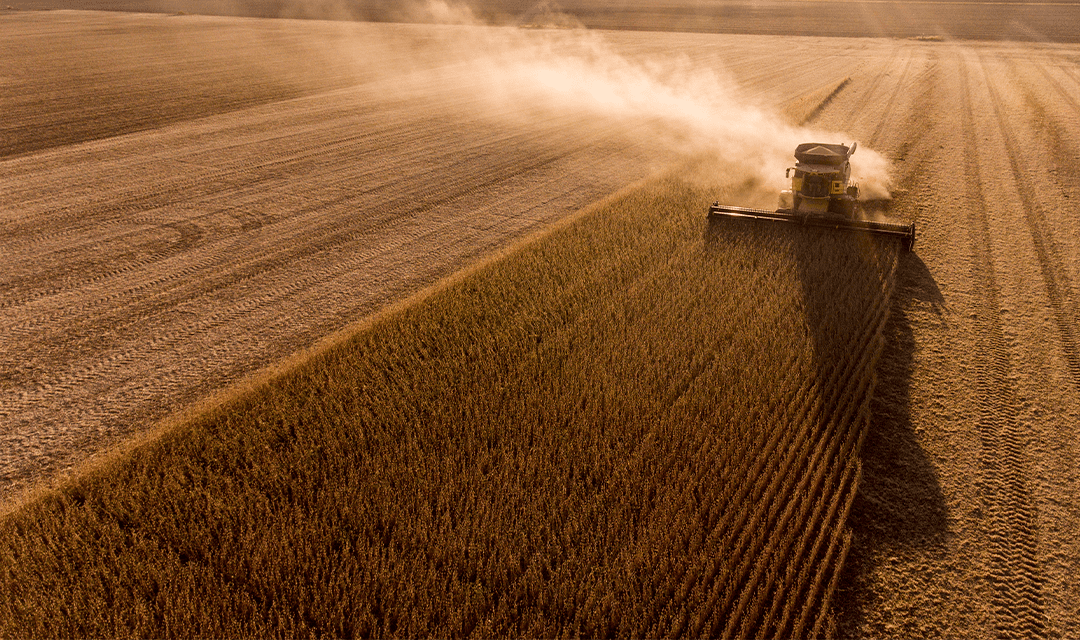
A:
[832,248,949,636]
[704,216,948,635]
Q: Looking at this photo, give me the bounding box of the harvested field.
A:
[813,38,1080,639]
[3,4,1080,638]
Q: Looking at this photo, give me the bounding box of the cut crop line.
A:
[961,50,1048,639]
[799,77,853,126]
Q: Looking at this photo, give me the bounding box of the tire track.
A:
[865,51,918,148]
[742,53,856,109]
[1020,60,1080,204]
[1,99,597,309]
[1054,63,1080,112]
[802,45,898,127]
[888,51,941,190]
[805,45,931,235]
[979,51,1080,387]
[960,50,1048,639]
[1,112,619,351]
[0,83,492,254]
[0,122,626,406]
[1,88,584,268]
[837,45,902,133]
[1031,60,1080,118]
[800,77,853,126]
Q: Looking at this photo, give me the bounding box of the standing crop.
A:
[0,165,899,638]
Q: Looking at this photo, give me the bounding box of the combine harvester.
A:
[708,142,916,251]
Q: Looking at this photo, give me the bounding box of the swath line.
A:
[980,51,1080,387]
[960,50,1048,639]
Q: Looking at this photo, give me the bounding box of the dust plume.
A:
[372,0,893,201]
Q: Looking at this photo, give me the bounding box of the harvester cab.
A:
[708,141,916,251]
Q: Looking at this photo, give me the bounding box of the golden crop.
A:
[0,164,898,638]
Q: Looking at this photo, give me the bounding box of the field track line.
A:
[0,106,612,342]
[799,78,852,126]
[961,49,1049,639]
[888,50,942,199]
[0,83,487,253]
[805,44,934,231]
[979,51,1080,387]
[1055,64,1080,109]
[1018,60,1080,206]
[1030,60,1080,118]
[743,53,853,109]
[822,44,902,133]
[0,122,628,424]
[866,51,918,149]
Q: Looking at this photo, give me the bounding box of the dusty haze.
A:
[357,0,893,199]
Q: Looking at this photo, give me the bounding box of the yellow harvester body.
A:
[708,141,916,251]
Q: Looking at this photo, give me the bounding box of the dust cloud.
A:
[361,0,893,201]
[231,0,893,202]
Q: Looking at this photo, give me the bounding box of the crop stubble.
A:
[823,40,1080,638]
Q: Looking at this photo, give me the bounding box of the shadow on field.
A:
[704,217,948,636]
[832,249,949,637]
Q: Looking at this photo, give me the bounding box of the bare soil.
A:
[3,8,1080,638]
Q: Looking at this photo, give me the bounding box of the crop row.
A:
[0,162,899,637]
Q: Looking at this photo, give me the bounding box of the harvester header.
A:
[708,142,916,251]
